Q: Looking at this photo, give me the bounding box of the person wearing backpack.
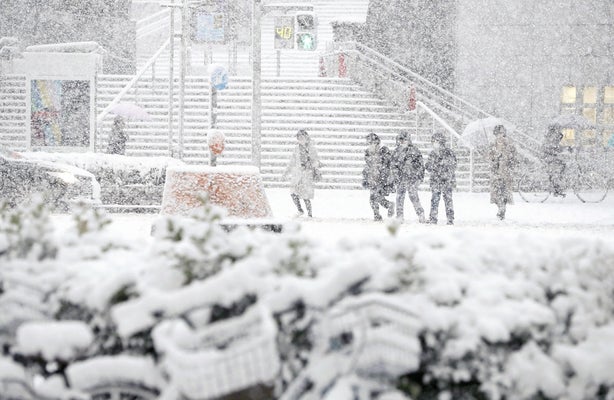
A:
[391,131,426,223]
[425,131,457,225]
[362,132,395,221]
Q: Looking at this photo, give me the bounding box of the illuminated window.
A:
[603,107,614,124]
[605,87,614,104]
[561,128,575,146]
[583,108,596,123]
[583,87,597,104]
[561,86,576,103]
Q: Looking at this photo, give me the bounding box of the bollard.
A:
[338,53,347,78]
[319,56,326,77]
[408,85,417,111]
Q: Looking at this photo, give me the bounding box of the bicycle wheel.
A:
[573,171,609,203]
[518,169,550,203]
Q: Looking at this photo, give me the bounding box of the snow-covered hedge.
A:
[0,199,613,400]
[22,152,185,205]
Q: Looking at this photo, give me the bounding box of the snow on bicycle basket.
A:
[317,294,422,379]
[153,305,280,399]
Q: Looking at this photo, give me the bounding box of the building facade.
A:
[366,0,614,143]
[456,0,614,144]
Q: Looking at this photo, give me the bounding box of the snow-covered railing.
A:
[25,41,105,54]
[416,101,476,191]
[325,41,541,159]
[96,38,170,128]
[136,9,171,40]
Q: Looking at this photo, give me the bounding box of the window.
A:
[583,86,597,104]
[561,86,576,103]
[583,107,596,123]
[559,85,614,148]
[561,128,575,146]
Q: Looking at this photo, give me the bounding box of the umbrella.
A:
[549,114,595,130]
[109,102,152,121]
[460,117,515,149]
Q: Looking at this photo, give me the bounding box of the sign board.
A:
[21,51,99,151]
[274,16,295,49]
[192,11,225,43]
[210,65,228,90]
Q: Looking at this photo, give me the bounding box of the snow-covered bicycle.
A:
[517,148,609,203]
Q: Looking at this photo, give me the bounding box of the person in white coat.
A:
[283,129,322,217]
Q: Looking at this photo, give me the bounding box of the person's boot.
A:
[497,204,506,220]
[304,199,313,217]
[418,212,426,224]
[291,194,303,216]
[374,213,383,221]
[387,202,395,218]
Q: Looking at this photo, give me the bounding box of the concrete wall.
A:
[455,0,614,137]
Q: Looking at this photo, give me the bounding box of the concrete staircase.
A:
[96,74,418,190]
[0,75,27,150]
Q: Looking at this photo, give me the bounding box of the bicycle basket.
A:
[153,305,280,400]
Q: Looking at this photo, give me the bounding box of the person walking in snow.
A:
[391,131,426,222]
[425,131,457,225]
[541,124,566,197]
[283,129,322,217]
[362,132,395,221]
[488,125,519,220]
[107,115,128,155]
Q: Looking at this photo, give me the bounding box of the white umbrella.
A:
[109,102,152,121]
[549,114,595,130]
[460,117,515,149]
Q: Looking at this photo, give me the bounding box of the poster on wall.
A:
[30,79,91,148]
[192,11,225,43]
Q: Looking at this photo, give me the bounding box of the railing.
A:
[324,41,542,161]
[416,101,476,191]
[96,38,170,125]
[136,9,171,40]
[95,38,171,151]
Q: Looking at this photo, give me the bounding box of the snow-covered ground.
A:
[70,189,614,242]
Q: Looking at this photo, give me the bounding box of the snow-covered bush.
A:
[151,195,254,284]
[0,195,57,261]
[1,202,613,400]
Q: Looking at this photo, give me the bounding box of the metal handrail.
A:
[343,41,486,118]
[330,41,541,156]
[416,101,460,140]
[96,38,171,127]
[136,9,170,30]
[136,9,171,39]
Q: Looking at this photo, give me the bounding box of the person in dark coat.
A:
[107,116,128,155]
[488,125,519,220]
[362,132,395,221]
[425,132,457,225]
[391,131,426,222]
[283,129,322,217]
[541,124,566,197]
